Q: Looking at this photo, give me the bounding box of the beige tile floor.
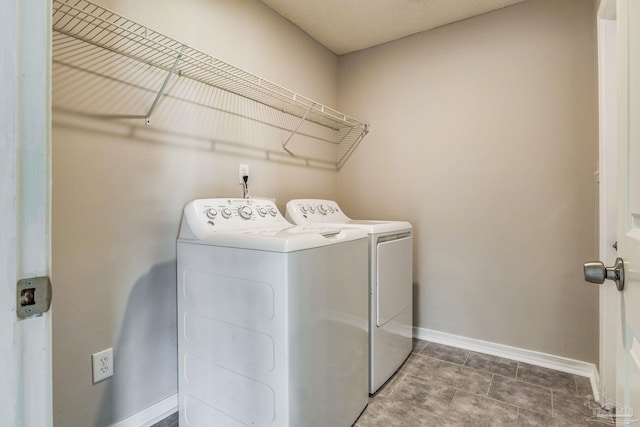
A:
[354,339,611,426]
[155,339,612,426]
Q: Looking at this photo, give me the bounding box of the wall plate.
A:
[16,276,52,319]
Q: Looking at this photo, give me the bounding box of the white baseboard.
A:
[109,393,178,427]
[414,326,601,401]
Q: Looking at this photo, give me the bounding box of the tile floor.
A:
[356,339,609,426]
[150,411,177,427]
[153,339,611,426]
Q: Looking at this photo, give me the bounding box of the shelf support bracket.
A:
[282,104,315,153]
[337,125,369,170]
[145,45,186,126]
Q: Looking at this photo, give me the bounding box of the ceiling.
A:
[259,0,527,55]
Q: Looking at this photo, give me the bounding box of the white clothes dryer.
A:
[285,199,413,394]
[177,198,369,427]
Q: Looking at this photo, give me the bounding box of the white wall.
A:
[51,1,340,425]
[337,0,599,363]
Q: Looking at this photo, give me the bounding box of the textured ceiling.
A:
[259,0,528,55]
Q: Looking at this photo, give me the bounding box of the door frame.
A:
[596,0,618,406]
[0,0,52,425]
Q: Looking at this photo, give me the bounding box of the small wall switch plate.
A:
[238,164,249,184]
[92,348,113,384]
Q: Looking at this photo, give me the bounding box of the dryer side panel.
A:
[376,236,413,327]
[370,235,413,393]
[287,238,369,427]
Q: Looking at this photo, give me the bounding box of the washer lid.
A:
[328,221,411,234]
[180,225,366,252]
[285,199,412,234]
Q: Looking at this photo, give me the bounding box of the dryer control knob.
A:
[221,208,232,219]
[205,208,217,219]
[257,207,267,217]
[318,204,328,214]
[309,205,316,213]
[238,206,253,220]
[300,205,308,214]
[269,207,278,217]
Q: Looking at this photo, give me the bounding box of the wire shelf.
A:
[52,0,368,169]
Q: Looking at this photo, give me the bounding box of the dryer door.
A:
[376,236,412,326]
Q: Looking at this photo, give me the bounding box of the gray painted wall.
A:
[52,0,600,425]
[52,0,340,425]
[337,0,598,362]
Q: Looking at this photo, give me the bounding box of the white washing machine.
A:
[285,199,412,394]
[177,198,369,427]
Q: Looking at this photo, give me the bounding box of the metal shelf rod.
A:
[282,104,314,151]
[145,45,185,125]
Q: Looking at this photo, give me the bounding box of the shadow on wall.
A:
[94,260,177,426]
[52,23,344,170]
[53,108,338,172]
[53,42,342,171]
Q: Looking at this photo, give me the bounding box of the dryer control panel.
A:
[285,199,349,224]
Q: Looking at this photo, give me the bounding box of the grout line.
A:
[445,387,459,417]
[486,374,494,397]
[485,376,555,418]
[412,339,427,354]
[456,362,513,380]
[478,392,549,423]
[479,394,521,411]
[387,372,406,397]
[413,351,443,364]
[510,375,572,394]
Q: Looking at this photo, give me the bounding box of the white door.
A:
[594,0,640,421]
[0,0,53,425]
[615,0,640,421]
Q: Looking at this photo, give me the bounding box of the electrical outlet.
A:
[238,164,249,184]
[92,348,113,384]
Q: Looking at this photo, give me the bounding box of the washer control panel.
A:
[187,198,288,231]
[285,199,350,224]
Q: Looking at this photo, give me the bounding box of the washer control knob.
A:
[205,208,217,219]
[300,205,308,214]
[269,207,278,217]
[257,207,267,217]
[309,205,316,213]
[221,208,232,219]
[238,206,253,220]
[328,206,336,213]
[318,204,328,214]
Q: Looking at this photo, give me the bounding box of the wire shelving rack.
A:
[52,0,368,169]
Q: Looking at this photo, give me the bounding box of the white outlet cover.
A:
[92,348,114,383]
